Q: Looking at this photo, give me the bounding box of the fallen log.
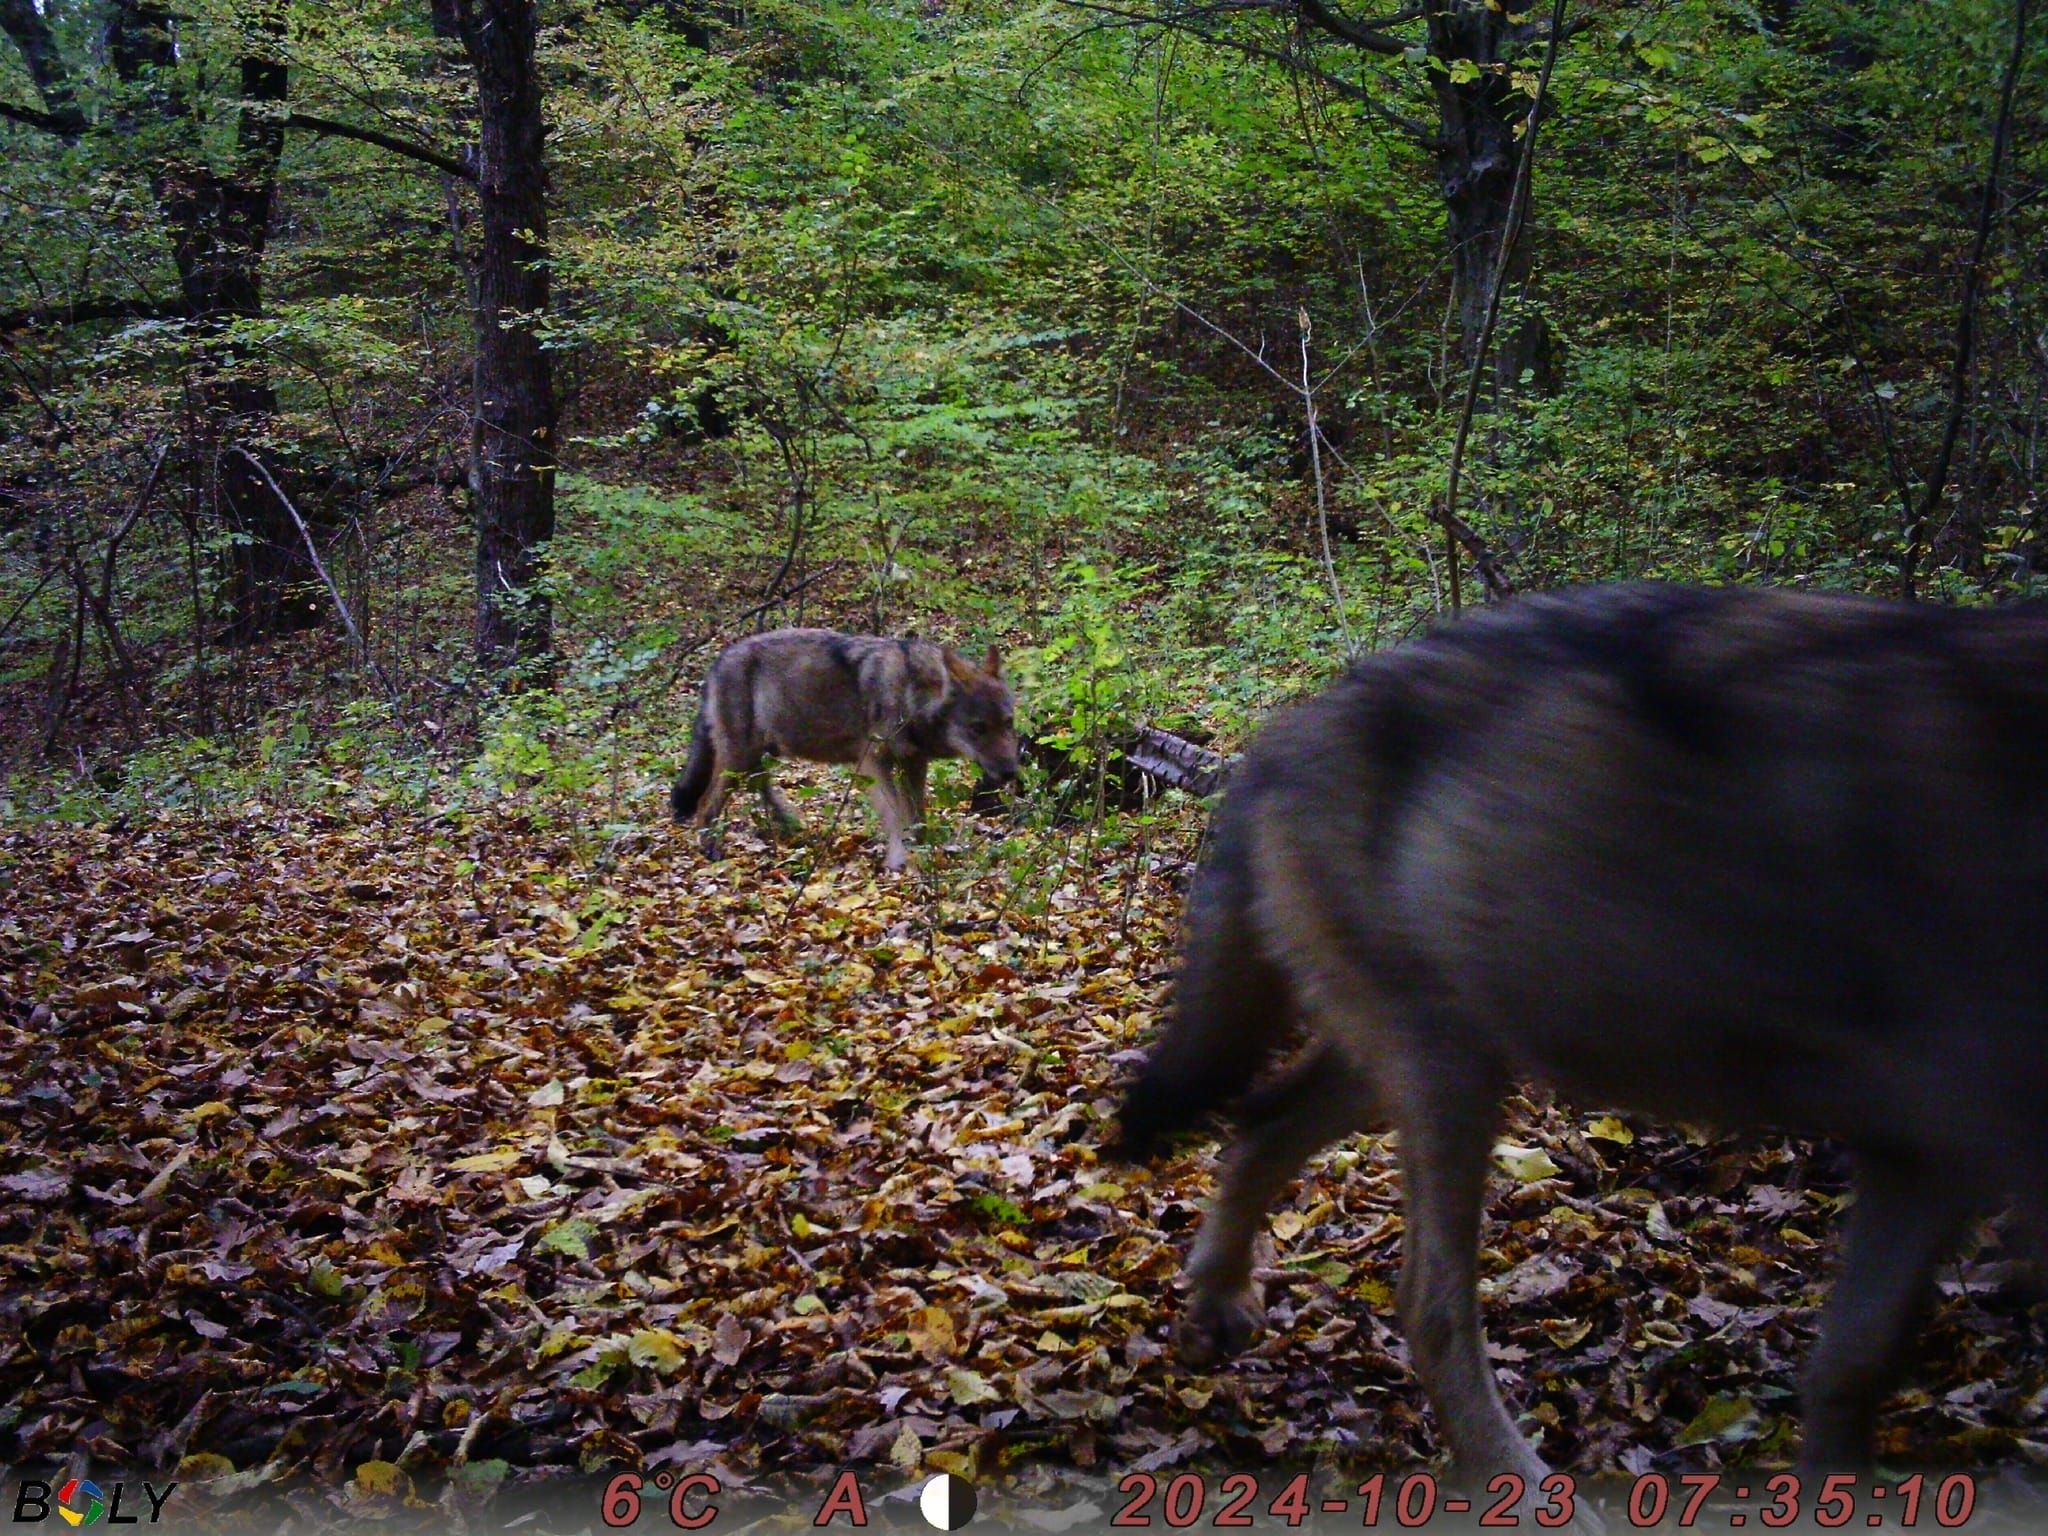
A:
[971,723,1236,818]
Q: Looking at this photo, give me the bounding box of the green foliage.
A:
[2,0,2043,809]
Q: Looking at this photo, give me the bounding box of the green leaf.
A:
[1675,1394,1761,1446]
[536,1218,598,1260]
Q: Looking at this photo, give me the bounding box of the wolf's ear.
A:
[942,646,977,685]
[983,644,1003,678]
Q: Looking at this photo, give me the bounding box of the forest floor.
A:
[5,772,2048,1527]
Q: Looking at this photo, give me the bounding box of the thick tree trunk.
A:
[438,0,558,674]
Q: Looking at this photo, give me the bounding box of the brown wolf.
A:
[1116,583,2048,1488]
[671,629,1020,871]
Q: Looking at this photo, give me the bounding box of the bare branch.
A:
[284,112,475,181]
[1215,33,1433,139]
[0,294,188,336]
[0,98,79,136]
[1295,0,1414,56]
[1298,310,1354,652]
[0,0,88,139]
[1060,0,1433,140]
[228,446,404,712]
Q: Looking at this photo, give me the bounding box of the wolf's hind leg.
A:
[1798,1150,1965,1475]
[1180,1043,1377,1366]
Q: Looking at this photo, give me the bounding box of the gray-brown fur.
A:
[672,628,1019,871]
[1117,582,2048,1488]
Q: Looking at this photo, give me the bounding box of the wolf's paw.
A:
[1175,1289,1264,1367]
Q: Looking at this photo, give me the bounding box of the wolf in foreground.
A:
[1116,582,2048,1487]
[671,629,1020,871]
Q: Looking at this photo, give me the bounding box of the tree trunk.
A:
[0,0,86,139]
[438,0,558,675]
[106,0,315,640]
[1429,0,1557,397]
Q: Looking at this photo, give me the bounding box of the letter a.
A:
[812,1471,868,1527]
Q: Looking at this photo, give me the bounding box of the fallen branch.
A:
[1124,724,1233,798]
[974,722,1236,818]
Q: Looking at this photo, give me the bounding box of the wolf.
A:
[671,629,1020,872]
[1116,582,2048,1489]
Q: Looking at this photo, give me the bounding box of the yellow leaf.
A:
[1357,1277,1396,1312]
[889,1422,922,1469]
[1585,1116,1635,1145]
[188,1101,234,1125]
[907,1305,959,1360]
[353,1461,408,1499]
[628,1328,688,1374]
[947,1368,1000,1405]
[1493,1143,1562,1182]
[1541,1317,1594,1349]
[449,1148,522,1174]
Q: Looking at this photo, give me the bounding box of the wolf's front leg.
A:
[858,751,914,872]
[900,757,930,842]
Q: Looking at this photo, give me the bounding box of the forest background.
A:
[2,0,2046,1517]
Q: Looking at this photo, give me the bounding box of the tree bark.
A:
[0,0,86,139]
[436,0,559,674]
[1427,0,1558,396]
[104,0,316,640]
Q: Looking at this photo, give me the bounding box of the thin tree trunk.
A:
[437,0,559,674]
[1900,0,2031,596]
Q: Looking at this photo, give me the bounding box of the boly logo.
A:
[53,1484,100,1529]
[11,1480,175,1527]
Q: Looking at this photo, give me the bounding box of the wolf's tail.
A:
[1111,777,1293,1160]
[671,700,714,823]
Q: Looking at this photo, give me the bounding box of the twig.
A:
[1901,0,2031,597]
[0,565,59,646]
[1438,0,1569,612]
[1299,309,1354,653]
